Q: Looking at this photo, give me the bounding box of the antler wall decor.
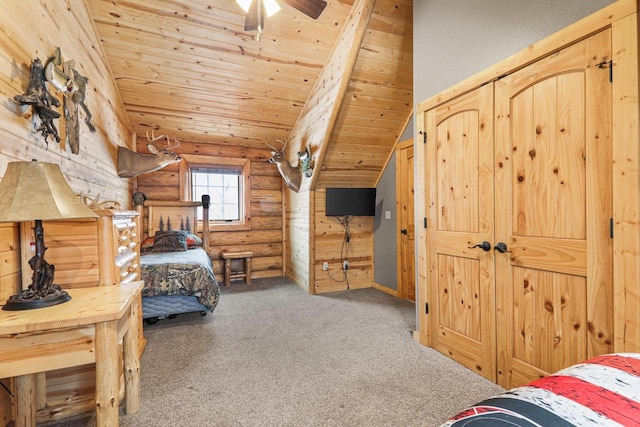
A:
[117,128,182,178]
[13,47,94,153]
[266,138,314,192]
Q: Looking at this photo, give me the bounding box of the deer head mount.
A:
[266,139,314,193]
[117,129,182,178]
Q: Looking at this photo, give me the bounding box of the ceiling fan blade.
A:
[281,0,327,19]
[244,0,264,31]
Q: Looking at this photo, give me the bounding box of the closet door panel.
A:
[427,84,496,381]
[495,29,613,389]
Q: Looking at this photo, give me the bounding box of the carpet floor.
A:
[42,277,504,426]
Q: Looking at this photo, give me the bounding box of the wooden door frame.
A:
[396,138,415,301]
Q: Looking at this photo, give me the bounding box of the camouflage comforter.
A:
[140,248,220,311]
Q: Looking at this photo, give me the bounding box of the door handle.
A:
[401,229,408,235]
[494,242,511,253]
[468,241,491,251]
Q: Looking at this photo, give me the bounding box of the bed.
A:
[441,353,640,426]
[134,193,220,324]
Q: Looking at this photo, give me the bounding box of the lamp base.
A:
[2,285,71,311]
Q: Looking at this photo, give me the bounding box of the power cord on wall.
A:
[326,215,351,289]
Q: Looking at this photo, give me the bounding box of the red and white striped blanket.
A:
[441,353,640,426]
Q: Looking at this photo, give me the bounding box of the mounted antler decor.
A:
[13,47,94,153]
[117,128,182,178]
[266,138,314,192]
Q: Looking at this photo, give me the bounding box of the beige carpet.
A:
[42,277,503,426]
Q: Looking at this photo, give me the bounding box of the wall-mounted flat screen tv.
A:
[325,187,376,217]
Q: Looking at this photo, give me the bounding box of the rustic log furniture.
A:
[0,280,143,427]
[220,250,254,287]
[135,196,220,322]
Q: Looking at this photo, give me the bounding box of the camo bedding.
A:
[140,247,220,313]
[441,353,640,427]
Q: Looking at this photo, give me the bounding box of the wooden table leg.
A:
[245,257,252,285]
[95,320,119,427]
[14,374,36,427]
[124,301,141,414]
[224,258,231,287]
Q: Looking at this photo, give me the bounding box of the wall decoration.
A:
[117,129,182,178]
[13,57,62,145]
[13,47,94,153]
[297,145,314,178]
[266,139,314,192]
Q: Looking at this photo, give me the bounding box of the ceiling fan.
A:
[236,0,328,39]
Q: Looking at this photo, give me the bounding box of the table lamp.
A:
[0,160,98,311]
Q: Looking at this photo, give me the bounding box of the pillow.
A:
[152,230,188,252]
[186,233,202,249]
[140,236,155,252]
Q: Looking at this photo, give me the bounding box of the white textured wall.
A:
[413,0,615,104]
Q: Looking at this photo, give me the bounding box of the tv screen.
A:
[325,188,376,217]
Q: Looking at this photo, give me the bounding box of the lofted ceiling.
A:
[86,0,412,188]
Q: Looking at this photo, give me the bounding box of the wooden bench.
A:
[220,251,253,287]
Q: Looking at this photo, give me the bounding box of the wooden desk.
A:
[0,281,143,427]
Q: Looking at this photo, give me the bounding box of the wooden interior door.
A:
[425,84,496,381]
[397,139,415,301]
[494,29,613,389]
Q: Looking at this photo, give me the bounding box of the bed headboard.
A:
[133,193,210,251]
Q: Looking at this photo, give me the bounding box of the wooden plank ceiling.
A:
[86,0,412,189]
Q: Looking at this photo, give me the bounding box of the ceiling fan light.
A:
[264,0,281,17]
[236,0,253,13]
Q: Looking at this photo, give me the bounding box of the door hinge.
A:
[423,218,427,228]
[425,302,429,314]
[596,60,613,83]
[610,217,614,238]
[419,130,426,144]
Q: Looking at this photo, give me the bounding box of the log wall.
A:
[284,0,376,291]
[313,189,374,293]
[0,1,133,424]
[135,141,284,279]
[0,224,20,425]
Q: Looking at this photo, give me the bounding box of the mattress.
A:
[441,353,640,426]
[140,247,220,312]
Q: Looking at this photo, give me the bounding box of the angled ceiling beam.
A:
[286,0,376,191]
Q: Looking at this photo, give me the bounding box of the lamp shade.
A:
[0,161,98,222]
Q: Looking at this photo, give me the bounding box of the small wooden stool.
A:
[220,251,253,287]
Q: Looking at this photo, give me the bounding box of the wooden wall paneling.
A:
[315,0,412,190]
[0,223,20,425]
[313,190,374,294]
[136,143,284,280]
[0,224,21,302]
[0,1,133,207]
[285,189,312,289]
[284,0,376,292]
[22,220,100,289]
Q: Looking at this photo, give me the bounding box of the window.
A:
[192,167,241,221]
[180,155,251,231]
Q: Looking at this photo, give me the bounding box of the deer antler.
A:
[266,138,287,153]
[146,128,180,150]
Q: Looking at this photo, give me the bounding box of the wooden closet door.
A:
[397,140,415,301]
[494,29,613,389]
[426,84,496,381]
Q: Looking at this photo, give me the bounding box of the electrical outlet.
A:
[322,262,329,271]
[343,260,349,270]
